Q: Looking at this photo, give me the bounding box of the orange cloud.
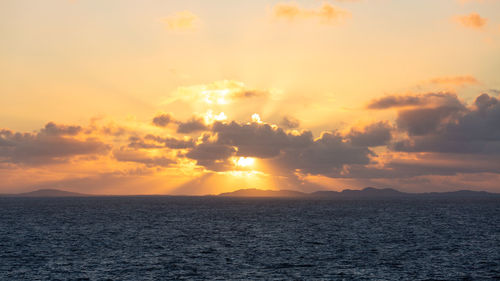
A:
[458,0,495,3]
[429,75,479,86]
[366,92,463,110]
[162,80,267,106]
[2,91,500,195]
[455,12,487,29]
[272,2,350,24]
[163,11,201,31]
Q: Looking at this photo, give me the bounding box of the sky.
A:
[1,0,500,195]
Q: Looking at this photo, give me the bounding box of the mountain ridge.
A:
[217,187,499,198]
[2,189,90,197]
[218,188,306,197]
[0,187,498,198]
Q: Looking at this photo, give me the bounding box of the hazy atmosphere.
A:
[2,0,500,195]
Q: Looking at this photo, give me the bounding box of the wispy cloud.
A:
[458,0,495,4]
[0,123,109,165]
[366,92,463,110]
[455,12,488,29]
[162,11,201,31]
[428,75,479,86]
[271,2,350,25]
[162,80,267,106]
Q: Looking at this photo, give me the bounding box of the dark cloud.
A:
[128,136,163,149]
[392,93,500,154]
[347,121,392,147]
[113,148,176,167]
[393,136,500,154]
[40,122,82,136]
[329,153,500,179]
[280,116,300,129]
[342,152,500,179]
[475,93,498,113]
[145,135,195,149]
[186,142,235,162]
[185,133,237,171]
[152,113,174,127]
[231,90,266,99]
[177,117,208,134]
[0,124,109,165]
[213,121,312,158]
[128,135,195,149]
[276,131,373,175]
[4,91,500,191]
[396,106,464,136]
[186,120,374,176]
[366,92,462,110]
[367,93,467,137]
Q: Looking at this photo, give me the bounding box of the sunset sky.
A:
[1,0,500,195]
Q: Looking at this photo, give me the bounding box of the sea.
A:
[0,196,499,280]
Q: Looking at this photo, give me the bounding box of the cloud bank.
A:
[1,91,500,194]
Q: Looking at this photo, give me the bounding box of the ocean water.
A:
[0,197,499,280]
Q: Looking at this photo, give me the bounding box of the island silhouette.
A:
[5,189,89,197]
[1,187,497,198]
[217,187,496,198]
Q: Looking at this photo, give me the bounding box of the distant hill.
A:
[1,187,497,198]
[218,188,306,197]
[219,187,406,198]
[218,187,498,199]
[9,189,90,197]
[310,187,406,198]
[421,190,493,197]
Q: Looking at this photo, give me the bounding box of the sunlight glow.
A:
[202,89,230,105]
[3,0,499,196]
[251,113,263,123]
[204,110,227,124]
[233,157,256,168]
[227,170,263,177]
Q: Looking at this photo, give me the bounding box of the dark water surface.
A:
[0,197,499,280]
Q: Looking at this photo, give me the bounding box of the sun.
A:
[234,157,256,168]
